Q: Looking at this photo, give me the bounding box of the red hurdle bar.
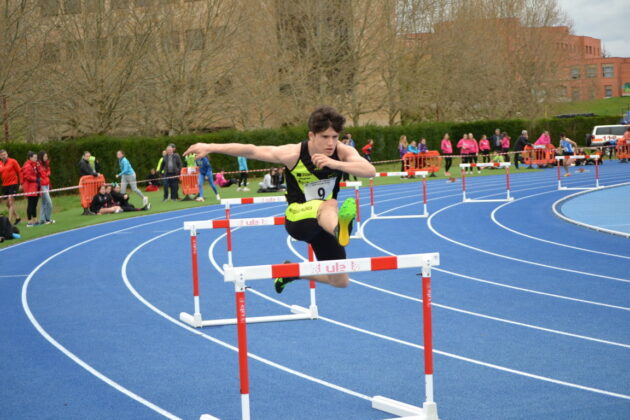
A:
[555,155,601,190]
[218,252,440,420]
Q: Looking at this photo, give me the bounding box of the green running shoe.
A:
[274,260,298,294]
[336,197,356,247]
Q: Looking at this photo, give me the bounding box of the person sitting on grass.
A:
[146,168,161,192]
[110,183,150,212]
[258,168,278,193]
[490,151,504,168]
[0,215,20,242]
[215,169,237,188]
[90,184,122,215]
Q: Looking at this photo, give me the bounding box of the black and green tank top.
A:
[285,141,342,204]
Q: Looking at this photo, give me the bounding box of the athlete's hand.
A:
[184,143,213,159]
[311,154,340,171]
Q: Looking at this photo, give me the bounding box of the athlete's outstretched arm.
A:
[312,144,376,178]
[183,142,295,165]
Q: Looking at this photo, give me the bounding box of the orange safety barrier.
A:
[522,144,556,166]
[403,151,442,173]
[79,174,105,211]
[617,143,630,159]
[180,167,199,196]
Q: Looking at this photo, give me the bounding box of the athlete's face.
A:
[309,127,339,156]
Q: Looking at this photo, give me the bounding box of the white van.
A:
[589,124,630,146]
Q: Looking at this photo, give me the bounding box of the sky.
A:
[556,0,629,57]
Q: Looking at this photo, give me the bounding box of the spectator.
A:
[79,151,100,177]
[146,168,161,191]
[361,139,374,162]
[159,144,182,201]
[37,151,54,225]
[457,134,478,174]
[110,183,150,212]
[0,149,22,225]
[479,135,491,163]
[468,133,480,168]
[90,184,122,214]
[272,167,287,190]
[619,127,630,163]
[490,128,503,152]
[418,138,429,153]
[558,133,578,176]
[407,140,419,154]
[195,154,220,202]
[514,130,530,169]
[346,132,356,149]
[237,156,250,192]
[215,169,237,188]
[534,130,551,145]
[21,151,40,227]
[440,134,453,176]
[398,135,408,172]
[258,168,278,193]
[501,132,511,162]
[491,151,505,167]
[116,150,148,208]
[0,215,20,242]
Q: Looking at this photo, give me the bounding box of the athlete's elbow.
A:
[364,165,376,178]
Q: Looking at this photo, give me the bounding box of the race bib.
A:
[304,178,336,201]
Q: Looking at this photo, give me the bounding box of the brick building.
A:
[555,27,630,100]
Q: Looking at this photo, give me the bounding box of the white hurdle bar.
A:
[369,171,429,219]
[555,155,601,190]
[180,217,318,328]
[459,162,514,202]
[214,253,440,420]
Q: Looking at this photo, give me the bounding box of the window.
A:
[63,0,81,14]
[160,31,180,52]
[604,85,613,98]
[570,67,580,79]
[185,29,203,51]
[113,36,132,57]
[43,42,60,63]
[111,0,129,9]
[571,87,580,101]
[586,65,597,78]
[602,64,614,78]
[40,0,60,16]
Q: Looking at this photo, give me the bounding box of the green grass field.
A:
[0,158,544,249]
[551,96,630,117]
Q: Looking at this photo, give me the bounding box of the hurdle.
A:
[555,155,601,190]
[180,216,318,328]
[207,252,440,420]
[369,171,429,219]
[460,162,514,202]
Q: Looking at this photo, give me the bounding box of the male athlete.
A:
[184,106,376,292]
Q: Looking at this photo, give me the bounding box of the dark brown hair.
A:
[308,106,345,134]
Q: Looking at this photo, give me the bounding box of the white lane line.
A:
[360,205,630,311]
[490,186,630,259]
[426,200,630,284]
[285,237,630,347]
[20,207,228,420]
[0,274,28,278]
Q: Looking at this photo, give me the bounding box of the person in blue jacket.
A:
[116,150,148,207]
[195,154,220,202]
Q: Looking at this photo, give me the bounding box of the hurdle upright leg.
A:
[224,203,234,266]
[186,227,203,327]
[461,169,467,202]
[422,178,428,216]
[505,166,512,201]
[369,178,375,218]
[595,157,600,188]
[354,185,362,238]
[234,279,251,420]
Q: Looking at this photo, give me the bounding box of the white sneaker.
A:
[142,196,149,207]
[195,197,205,202]
[243,187,250,191]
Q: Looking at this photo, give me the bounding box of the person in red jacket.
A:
[361,139,374,162]
[37,151,54,224]
[0,149,22,224]
[21,151,40,227]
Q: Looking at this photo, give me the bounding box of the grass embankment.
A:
[551,96,630,117]
[0,158,541,249]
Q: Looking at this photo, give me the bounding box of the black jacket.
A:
[90,193,112,213]
[79,159,100,176]
[514,136,529,152]
[160,153,183,175]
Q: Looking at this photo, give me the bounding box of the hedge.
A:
[0,115,618,190]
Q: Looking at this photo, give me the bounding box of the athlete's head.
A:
[307,106,345,156]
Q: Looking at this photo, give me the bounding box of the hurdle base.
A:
[199,414,220,420]
[463,198,514,203]
[371,214,429,220]
[372,396,438,420]
[180,305,317,328]
[558,186,601,191]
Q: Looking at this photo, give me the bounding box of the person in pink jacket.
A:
[457,134,475,174]
[440,133,453,175]
[468,133,480,173]
[534,131,551,145]
[479,135,491,163]
[501,132,511,162]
